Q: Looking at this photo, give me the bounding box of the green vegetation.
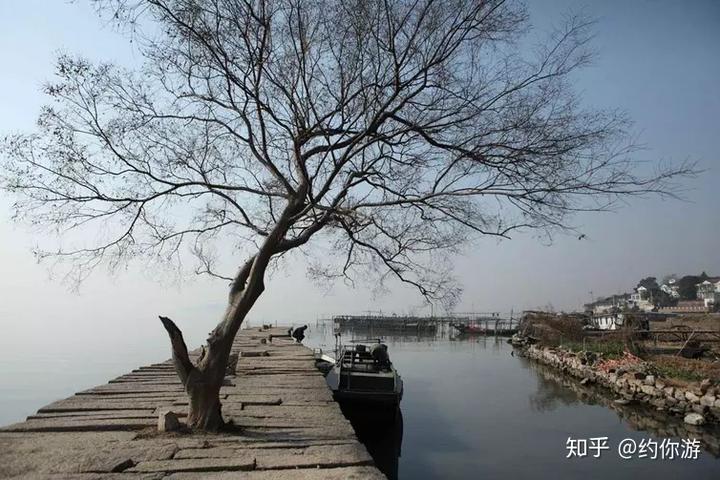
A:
[653,363,704,382]
[652,355,720,383]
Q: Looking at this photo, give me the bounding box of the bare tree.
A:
[0,0,693,430]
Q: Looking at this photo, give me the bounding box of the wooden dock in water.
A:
[0,327,385,479]
[328,312,520,335]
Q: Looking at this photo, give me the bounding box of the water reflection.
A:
[335,325,447,344]
[524,358,720,457]
[341,405,404,479]
[527,362,585,412]
[306,323,720,478]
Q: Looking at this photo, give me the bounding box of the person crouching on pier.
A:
[292,325,308,343]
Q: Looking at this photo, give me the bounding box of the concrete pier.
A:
[0,327,384,479]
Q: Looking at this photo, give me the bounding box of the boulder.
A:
[684,413,706,426]
[158,410,181,432]
[700,395,716,408]
[640,385,657,396]
[700,378,712,395]
[685,391,700,403]
[644,375,655,386]
[710,407,720,420]
[650,398,666,409]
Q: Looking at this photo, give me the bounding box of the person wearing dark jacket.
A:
[291,325,308,343]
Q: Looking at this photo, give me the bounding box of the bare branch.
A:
[1,0,695,307]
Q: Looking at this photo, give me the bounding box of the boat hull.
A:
[333,389,403,407]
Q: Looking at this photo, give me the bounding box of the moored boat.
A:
[451,322,519,336]
[451,322,488,334]
[325,342,403,408]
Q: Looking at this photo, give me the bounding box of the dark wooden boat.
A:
[325,343,403,407]
[451,322,487,334]
[451,322,518,336]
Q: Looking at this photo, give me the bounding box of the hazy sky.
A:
[1,0,719,355]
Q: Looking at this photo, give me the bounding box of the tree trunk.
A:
[159,315,236,432]
[159,195,306,431]
[185,369,225,431]
[158,265,264,431]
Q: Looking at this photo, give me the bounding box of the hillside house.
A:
[589,312,625,330]
[660,279,680,299]
[696,279,720,308]
[629,286,655,312]
[584,294,630,315]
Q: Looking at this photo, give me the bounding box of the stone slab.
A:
[165,466,385,480]
[78,385,185,395]
[0,432,174,479]
[9,474,165,480]
[1,417,155,432]
[39,399,182,413]
[28,410,159,420]
[128,457,255,473]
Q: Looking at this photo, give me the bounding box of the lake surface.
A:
[305,323,720,479]
[1,322,719,479]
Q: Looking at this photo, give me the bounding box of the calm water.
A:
[0,340,171,427]
[306,324,720,480]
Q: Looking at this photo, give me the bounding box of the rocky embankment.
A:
[528,359,720,455]
[514,339,720,427]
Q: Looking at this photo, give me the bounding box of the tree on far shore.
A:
[0,0,694,431]
[677,273,710,300]
[637,277,658,291]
